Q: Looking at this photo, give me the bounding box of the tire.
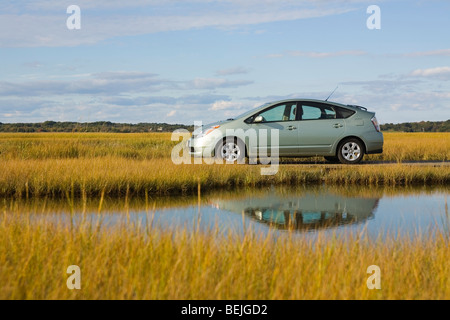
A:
[215,138,246,163]
[337,138,365,164]
[324,156,339,163]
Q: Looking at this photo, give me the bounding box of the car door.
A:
[296,102,346,155]
[249,102,300,156]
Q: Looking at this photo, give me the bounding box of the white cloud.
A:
[215,67,251,76]
[265,53,284,58]
[341,79,422,93]
[186,78,253,90]
[166,110,176,117]
[404,49,450,57]
[266,50,367,58]
[22,61,44,69]
[209,100,245,111]
[0,71,255,124]
[289,50,367,58]
[2,87,449,124]
[0,0,367,47]
[0,73,253,97]
[390,104,402,111]
[409,67,450,80]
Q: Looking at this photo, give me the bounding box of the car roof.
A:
[235,99,371,121]
[263,98,360,110]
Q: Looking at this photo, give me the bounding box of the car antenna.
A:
[325,86,338,101]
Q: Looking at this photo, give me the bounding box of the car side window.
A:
[302,105,321,120]
[334,106,356,119]
[300,104,336,120]
[257,103,297,123]
[323,107,336,119]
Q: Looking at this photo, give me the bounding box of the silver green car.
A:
[210,192,378,231]
[188,99,383,164]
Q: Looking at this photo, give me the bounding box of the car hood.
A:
[192,119,234,136]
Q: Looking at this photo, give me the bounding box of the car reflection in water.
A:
[211,192,379,232]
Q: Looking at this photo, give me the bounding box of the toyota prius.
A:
[188,99,383,164]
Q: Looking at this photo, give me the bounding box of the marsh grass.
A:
[0,132,448,162]
[0,133,175,160]
[1,133,449,300]
[0,209,448,300]
[370,132,450,162]
[0,133,448,211]
[0,157,448,197]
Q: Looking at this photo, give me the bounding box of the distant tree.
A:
[3,120,447,133]
[380,120,450,132]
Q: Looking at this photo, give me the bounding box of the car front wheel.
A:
[337,138,365,164]
[215,138,246,163]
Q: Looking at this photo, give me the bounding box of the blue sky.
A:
[0,0,449,124]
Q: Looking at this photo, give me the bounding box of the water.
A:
[3,185,449,239]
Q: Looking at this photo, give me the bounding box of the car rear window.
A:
[335,107,356,119]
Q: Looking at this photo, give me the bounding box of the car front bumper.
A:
[187,137,215,157]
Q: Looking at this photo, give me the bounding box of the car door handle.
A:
[287,125,297,130]
[333,123,343,128]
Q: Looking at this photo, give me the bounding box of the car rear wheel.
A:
[337,138,365,164]
[215,138,246,163]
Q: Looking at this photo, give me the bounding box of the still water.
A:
[4,185,449,239]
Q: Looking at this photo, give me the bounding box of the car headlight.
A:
[196,125,220,138]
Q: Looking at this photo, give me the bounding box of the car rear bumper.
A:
[364,131,384,154]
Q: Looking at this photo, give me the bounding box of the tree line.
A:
[380,120,449,132]
[0,121,193,133]
[0,120,448,133]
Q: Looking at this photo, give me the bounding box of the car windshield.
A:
[229,103,270,120]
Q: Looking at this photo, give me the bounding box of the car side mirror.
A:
[253,115,263,123]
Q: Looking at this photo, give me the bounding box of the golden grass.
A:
[0,132,448,162]
[0,157,448,197]
[1,212,448,300]
[371,132,450,162]
[1,132,448,300]
[0,132,448,198]
[0,133,174,160]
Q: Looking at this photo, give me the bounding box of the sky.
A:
[0,0,449,125]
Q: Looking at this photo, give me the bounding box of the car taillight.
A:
[371,116,380,132]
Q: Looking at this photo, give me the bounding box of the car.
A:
[188,99,383,164]
[210,192,378,231]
